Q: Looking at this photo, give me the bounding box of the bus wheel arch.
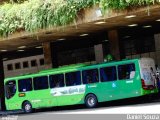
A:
[84,93,98,108]
[22,100,33,113]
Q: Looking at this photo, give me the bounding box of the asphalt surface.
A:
[0,94,160,116]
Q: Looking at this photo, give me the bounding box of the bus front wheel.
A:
[22,101,32,113]
[85,94,98,108]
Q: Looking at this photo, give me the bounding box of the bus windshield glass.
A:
[5,81,16,99]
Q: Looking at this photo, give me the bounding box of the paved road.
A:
[39,97,160,114]
[1,96,160,120]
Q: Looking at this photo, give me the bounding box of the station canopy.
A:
[0,0,160,51]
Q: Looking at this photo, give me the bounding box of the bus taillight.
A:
[141,79,155,90]
[141,79,147,90]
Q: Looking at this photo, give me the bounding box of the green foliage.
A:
[0,0,159,37]
[100,0,159,12]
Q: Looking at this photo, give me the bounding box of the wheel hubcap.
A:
[88,97,95,106]
[25,104,31,111]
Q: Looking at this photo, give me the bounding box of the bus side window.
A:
[5,80,16,99]
[118,63,135,80]
[49,74,64,88]
[18,78,32,92]
[33,76,48,90]
[66,71,81,86]
[82,69,99,84]
[100,66,117,82]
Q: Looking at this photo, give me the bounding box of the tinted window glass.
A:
[31,60,37,67]
[5,81,16,99]
[82,69,99,84]
[18,78,32,92]
[66,71,81,86]
[33,76,48,90]
[40,59,44,66]
[15,63,21,69]
[7,64,13,71]
[118,63,135,80]
[23,61,29,68]
[49,74,64,88]
[100,66,117,82]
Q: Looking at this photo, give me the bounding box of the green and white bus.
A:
[4,58,158,113]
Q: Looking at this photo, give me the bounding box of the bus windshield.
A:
[5,81,16,99]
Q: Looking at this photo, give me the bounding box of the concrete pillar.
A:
[50,43,59,68]
[0,55,5,110]
[94,44,104,63]
[108,30,120,60]
[154,33,160,65]
[42,42,52,69]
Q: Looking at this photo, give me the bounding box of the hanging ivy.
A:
[0,0,159,37]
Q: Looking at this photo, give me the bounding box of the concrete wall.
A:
[3,55,46,78]
[94,44,104,63]
[154,34,160,65]
[126,33,160,66]
[126,52,156,62]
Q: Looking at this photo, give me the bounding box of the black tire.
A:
[85,94,98,108]
[22,101,32,113]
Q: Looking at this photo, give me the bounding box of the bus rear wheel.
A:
[22,101,32,113]
[85,94,98,108]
